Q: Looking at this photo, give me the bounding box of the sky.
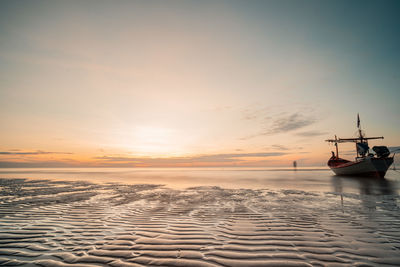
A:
[0,0,399,167]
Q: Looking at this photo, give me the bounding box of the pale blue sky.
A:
[0,0,399,167]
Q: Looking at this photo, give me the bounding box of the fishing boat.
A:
[326,114,394,178]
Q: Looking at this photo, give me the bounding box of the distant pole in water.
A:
[293,161,297,169]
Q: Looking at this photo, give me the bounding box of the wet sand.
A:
[1,173,400,266]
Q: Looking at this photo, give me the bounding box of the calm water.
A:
[1,167,400,195]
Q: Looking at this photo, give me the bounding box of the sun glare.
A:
[130,126,177,156]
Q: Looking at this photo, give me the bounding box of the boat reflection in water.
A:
[332,175,398,196]
[331,174,399,214]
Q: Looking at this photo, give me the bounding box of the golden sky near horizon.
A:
[0,1,399,167]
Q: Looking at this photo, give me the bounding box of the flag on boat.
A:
[357,113,360,128]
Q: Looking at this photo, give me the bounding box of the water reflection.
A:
[331,175,399,215]
[331,175,398,195]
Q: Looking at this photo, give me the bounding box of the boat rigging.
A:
[325,114,393,178]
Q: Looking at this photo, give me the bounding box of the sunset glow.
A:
[1,0,399,167]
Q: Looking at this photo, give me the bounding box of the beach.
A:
[2,0,400,266]
[1,168,400,266]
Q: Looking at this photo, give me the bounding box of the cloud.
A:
[0,151,291,168]
[267,114,315,134]
[270,144,289,151]
[388,146,400,153]
[95,152,288,165]
[93,156,141,163]
[239,109,317,140]
[0,161,77,168]
[0,150,73,155]
[268,144,305,151]
[242,107,270,121]
[238,134,259,141]
[295,131,328,137]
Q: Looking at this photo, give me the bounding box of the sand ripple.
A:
[0,179,400,266]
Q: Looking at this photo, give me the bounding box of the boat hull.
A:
[328,157,393,178]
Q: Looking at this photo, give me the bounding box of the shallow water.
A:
[1,167,400,194]
[1,168,400,266]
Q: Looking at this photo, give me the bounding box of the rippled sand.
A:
[1,178,400,266]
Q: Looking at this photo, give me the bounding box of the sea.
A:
[1,167,399,195]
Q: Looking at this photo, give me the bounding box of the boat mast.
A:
[357,113,365,142]
[335,135,339,158]
[357,113,361,157]
[325,114,384,157]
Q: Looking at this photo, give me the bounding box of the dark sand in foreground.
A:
[1,177,400,266]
